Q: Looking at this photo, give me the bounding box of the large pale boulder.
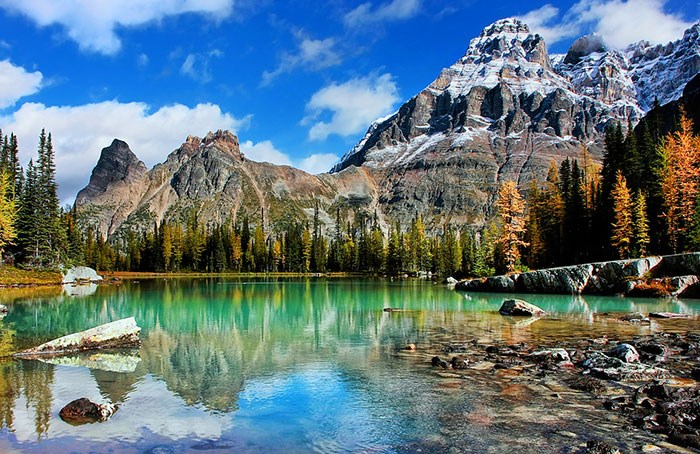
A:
[62,266,103,284]
[15,317,140,356]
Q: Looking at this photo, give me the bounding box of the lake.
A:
[0,278,698,453]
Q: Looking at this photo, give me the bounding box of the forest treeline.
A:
[0,105,698,277]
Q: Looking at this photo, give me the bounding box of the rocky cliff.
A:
[76,18,699,237]
[76,130,381,238]
[329,19,698,226]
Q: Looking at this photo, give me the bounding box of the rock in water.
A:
[14,317,141,356]
[499,299,547,317]
[59,398,117,424]
[649,312,691,319]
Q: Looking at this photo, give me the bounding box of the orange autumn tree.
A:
[660,109,700,252]
[495,180,528,273]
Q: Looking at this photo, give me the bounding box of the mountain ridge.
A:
[76,18,700,238]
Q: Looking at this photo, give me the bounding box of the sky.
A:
[0,0,697,204]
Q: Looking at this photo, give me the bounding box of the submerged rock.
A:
[619,312,649,323]
[499,299,547,317]
[648,312,690,319]
[585,439,621,454]
[59,398,117,425]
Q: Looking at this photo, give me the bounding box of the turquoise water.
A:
[0,278,697,453]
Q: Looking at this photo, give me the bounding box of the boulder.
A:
[486,275,516,292]
[516,264,593,294]
[607,343,640,363]
[14,317,141,356]
[529,348,573,367]
[0,304,7,313]
[499,299,547,317]
[59,398,117,424]
[581,351,669,381]
[62,266,103,284]
[445,277,458,287]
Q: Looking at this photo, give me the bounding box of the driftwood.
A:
[14,317,141,357]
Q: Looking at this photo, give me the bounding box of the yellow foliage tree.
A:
[495,181,528,273]
[660,109,700,252]
[0,171,17,260]
[610,171,633,258]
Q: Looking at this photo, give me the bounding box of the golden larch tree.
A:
[610,171,633,258]
[660,109,700,252]
[495,181,528,273]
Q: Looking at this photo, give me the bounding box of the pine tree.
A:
[495,181,528,273]
[610,171,633,259]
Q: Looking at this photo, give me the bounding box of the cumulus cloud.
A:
[240,141,339,174]
[303,73,399,141]
[520,0,694,48]
[344,0,421,27]
[0,60,43,109]
[0,101,245,203]
[180,49,223,83]
[0,0,233,55]
[297,153,339,174]
[569,0,694,48]
[261,33,340,86]
[240,140,292,166]
[518,5,580,45]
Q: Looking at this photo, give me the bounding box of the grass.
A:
[0,266,63,286]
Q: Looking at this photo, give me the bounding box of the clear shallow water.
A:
[0,278,698,453]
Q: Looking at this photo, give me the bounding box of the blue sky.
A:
[0,0,696,203]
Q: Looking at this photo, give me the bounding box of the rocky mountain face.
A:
[328,18,698,227]
[76,130,381,238]
[76,19,699,237]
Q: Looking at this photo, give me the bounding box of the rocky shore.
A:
[420,310,700,451]
[456,253,700,297]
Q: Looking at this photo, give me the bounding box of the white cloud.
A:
[0,60,43,109]
[180,49,223,83]
[261,33,340,86]
[304,73,399,141]
[240,141,339,174]
[240,140,292,166]
[520,0,694,48]
[518,5,580,45]
[344,0,421,27]
[297,153,339,174]
[0,0,233,55]
[569,0,693,48]
[0,101,245,203]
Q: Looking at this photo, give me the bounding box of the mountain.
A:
[76,130,382,238]
[76,18,699,237]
